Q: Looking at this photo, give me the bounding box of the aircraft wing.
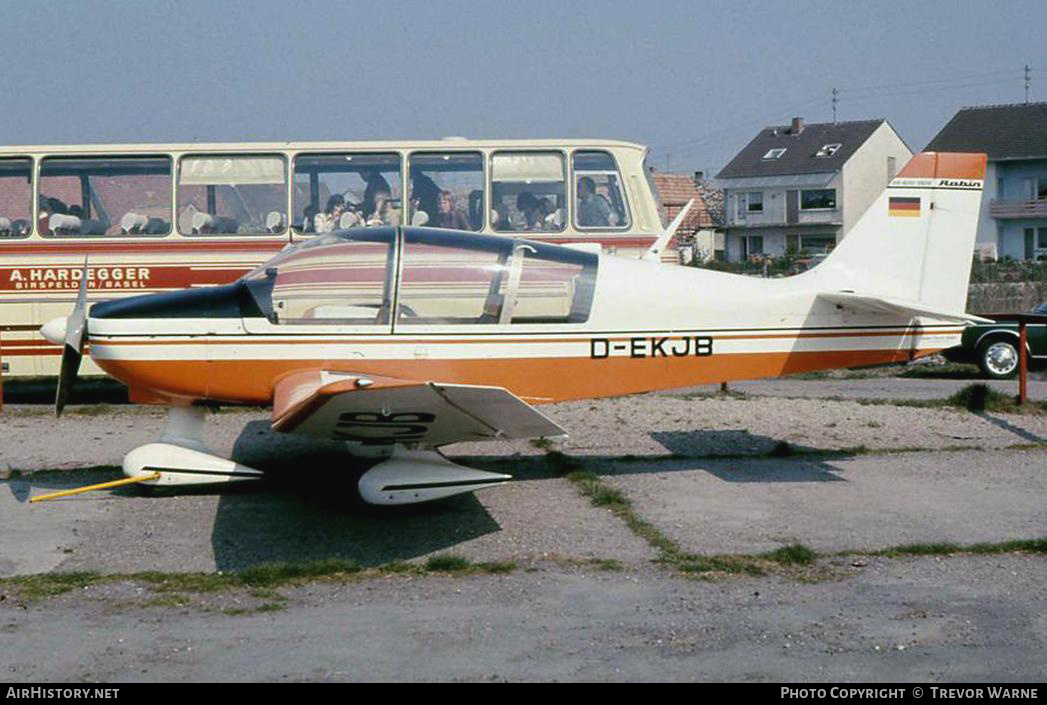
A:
[817,292,993,324]
[271,370,566,446]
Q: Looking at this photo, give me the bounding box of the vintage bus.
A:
[0,138,667,376]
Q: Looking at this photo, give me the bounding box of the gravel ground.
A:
[1,377,1045,681]
[1,555,1044,682]
[10,387,1046,473]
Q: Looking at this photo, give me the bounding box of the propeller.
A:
[54,258,89,417]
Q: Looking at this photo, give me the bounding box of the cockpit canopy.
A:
[244,226,598,326]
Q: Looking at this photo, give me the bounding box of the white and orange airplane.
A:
[39,152,989,505]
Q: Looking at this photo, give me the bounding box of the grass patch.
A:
[945,384,1047,415]
[425,554,472,572]
[764,543,818,565]
[142,594,193,608]
[565,470,629,509]
[236,558,361,587]
[869,538,1047,558]
[5,572,102,599]
[589,558,623,571]
[476,561,517,574]
[529,437,556,451]
[676,555,767,576]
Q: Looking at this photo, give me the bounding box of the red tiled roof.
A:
[650,172,723,233]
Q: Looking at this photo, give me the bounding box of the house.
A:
[925,102,1047,261]
[650,170,724,262]
[716,117,912,262]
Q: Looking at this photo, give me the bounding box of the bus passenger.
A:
[435,190,469,230]
[410,171,441,223]
[516,192,542,230]
[367,195,400,226]
[361,170,391,220]
[315,194,345,233]
[539,197,562,229]
[492,201,512,230]
[577,176,611,227]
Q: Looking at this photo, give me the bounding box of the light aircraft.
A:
[38,151,989,505]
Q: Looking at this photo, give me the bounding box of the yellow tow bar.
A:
[29,472,162,503]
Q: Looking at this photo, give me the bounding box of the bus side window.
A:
[178,155,287,236]
[573,150,630,230]
[0,158,32,238]
[407,152,483,231]
[292,153,402,235]
[39,156,172,237]
[490,152,566,234]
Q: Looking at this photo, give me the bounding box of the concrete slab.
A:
[606,448,1047,555]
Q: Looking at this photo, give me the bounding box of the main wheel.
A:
[977,339,1019,379]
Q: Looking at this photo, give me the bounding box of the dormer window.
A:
[815,143,842,158]
[762,148,787,160]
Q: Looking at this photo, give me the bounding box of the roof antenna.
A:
[832,87,838,123]
[1025,64,1031,104]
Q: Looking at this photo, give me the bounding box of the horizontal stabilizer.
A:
[818,292,992,324]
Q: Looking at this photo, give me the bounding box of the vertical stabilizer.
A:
[809,152,987,314]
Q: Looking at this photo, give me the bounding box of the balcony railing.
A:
[989,199,1047,219]
[728,208,841,227]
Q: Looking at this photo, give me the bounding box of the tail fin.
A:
[811,152,987,315]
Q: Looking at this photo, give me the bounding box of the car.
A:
[942,300,1047,379]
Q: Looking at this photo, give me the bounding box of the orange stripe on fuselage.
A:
[96,347,944,406]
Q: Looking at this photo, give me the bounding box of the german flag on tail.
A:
[889,196,921,217]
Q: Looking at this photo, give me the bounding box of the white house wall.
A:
[840,122,913,235]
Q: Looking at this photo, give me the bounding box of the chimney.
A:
[790,116,805,135]
[693,170,704,185]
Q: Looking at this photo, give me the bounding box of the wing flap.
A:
[272,371,566,447]
[818,292,992,324]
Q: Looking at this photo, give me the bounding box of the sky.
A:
[1,0,1044,176]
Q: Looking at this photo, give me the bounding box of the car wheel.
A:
[977,339,1019,379]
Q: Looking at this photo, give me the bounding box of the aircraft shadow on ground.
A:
[205,421,502,572]
[456,429,850,484]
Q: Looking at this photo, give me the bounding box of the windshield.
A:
[243,227,397,323]
[1034,300,1047,315]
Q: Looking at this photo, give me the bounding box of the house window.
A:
[801,235,837,253]
[762,148,786,160]
[800,189,836,210]
[747,192,763,212]
[815,143,841,158]
[747,235,764,255]
[1039,228,1047,249]
[1038,178,1047,201]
